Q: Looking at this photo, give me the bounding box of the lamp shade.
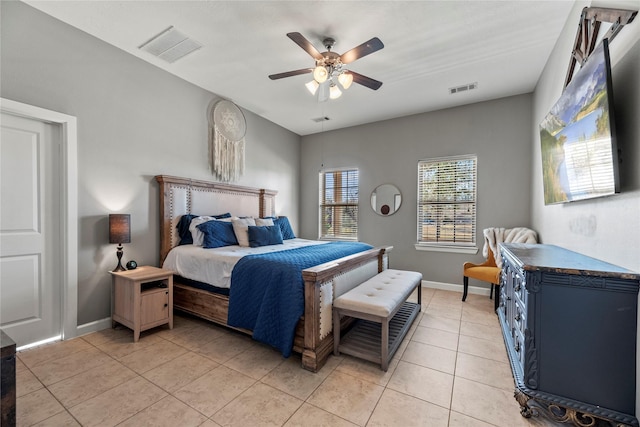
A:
[313,65,329,83]
[305,80,319,95]
[109,214,131,244]
[329,84,342,99]
[338,72,353,89]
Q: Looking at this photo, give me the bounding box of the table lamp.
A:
[109,214,130,272]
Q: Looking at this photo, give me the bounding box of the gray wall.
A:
[1,1,300,325]
[531,0,640,273]
[531,0,640,413]
[300,94,534,287]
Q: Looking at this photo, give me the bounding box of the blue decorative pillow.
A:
[248,225,283,247]
[274,216,296,240]
[197,220,238,249]
[176,213,231,245]
[176,214,198,245]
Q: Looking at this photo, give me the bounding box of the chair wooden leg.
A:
[462,276,469,301]
[490,284,494,300]
[494,286,500,312]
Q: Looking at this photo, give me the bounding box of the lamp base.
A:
[112,262,127,272]
[113,244,127,272]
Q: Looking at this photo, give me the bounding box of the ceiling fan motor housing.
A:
[316,51,342,75]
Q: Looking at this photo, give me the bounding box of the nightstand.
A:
[110,266,173,342]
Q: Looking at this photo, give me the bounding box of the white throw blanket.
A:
[483,227,538,268]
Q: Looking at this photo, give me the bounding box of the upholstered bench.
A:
[333,269,422,371]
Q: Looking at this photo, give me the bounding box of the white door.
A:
[1,112,62,347]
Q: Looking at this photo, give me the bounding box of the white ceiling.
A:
[24,1,576,136]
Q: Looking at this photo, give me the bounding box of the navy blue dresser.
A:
[1,330,16,427]
[499,243,639,427]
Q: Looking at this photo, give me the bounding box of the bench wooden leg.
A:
[381,319,389,371]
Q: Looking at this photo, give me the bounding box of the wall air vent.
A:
[449,82,478,94]
[312,116,331,123]
[139,26,202,63]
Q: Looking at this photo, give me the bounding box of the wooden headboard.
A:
[155,175,277,263]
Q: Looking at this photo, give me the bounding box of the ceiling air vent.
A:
[312,116,331,123]
[449,82,478,95]
[139,26,202,63]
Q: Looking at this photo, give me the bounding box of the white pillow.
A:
[255,218,274,227]
[232,217,256,247]
[190,216,235,246]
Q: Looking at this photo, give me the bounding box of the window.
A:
[417,155,477,250]
[319,168,359,240]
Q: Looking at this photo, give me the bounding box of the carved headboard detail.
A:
[155,175,276,263]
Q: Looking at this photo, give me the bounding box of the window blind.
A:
[417,155,477,246]
[319,169,359,240]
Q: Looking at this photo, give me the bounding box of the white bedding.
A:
[162,238,329,289]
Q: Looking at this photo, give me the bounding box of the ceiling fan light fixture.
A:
[313,65,329,83]
[329,83,342,100]
[338,72,353,89]
[305,80,319,95]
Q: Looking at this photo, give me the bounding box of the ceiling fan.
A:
[269,32,384,101]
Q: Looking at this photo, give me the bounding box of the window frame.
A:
[415,154,478,254]
[318,167,359,241]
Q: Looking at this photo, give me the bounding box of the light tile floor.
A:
[15,289,565,426]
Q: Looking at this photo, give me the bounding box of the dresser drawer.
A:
[513,272,526,301]
[513,327,525,372]
[513,302,526,335]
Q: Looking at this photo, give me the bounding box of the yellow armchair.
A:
[462,246,501,311]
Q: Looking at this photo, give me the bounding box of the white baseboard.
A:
[422,280,491,297]
[76,317,112,338]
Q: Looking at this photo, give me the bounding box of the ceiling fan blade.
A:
[286,32,323,61]
[349,71,383,90]
[268,68,313,80]
[340,37,384,64]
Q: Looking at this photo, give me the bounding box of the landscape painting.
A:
[539,39,618,205]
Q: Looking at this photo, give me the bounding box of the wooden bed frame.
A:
[156,175,390,372]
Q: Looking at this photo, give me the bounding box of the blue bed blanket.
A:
[227,241,373,357]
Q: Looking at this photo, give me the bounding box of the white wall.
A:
[1,1,300,325]
[532,0,640,272]
[300,94,534,287]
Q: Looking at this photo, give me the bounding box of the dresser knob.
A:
[515,342,520,352]
[164,303,168,308]
[515,313,521,321]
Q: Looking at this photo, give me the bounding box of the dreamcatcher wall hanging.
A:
[208,99,246,182]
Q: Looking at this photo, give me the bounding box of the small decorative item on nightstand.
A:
[126,260,137,270]
[110,266,173,342]
[109,214,131,272]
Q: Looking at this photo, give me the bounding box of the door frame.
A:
[1,97,78,342]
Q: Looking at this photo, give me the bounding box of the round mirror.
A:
[371,184,402,216]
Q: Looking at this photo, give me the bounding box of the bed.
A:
[155,175,390,372]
